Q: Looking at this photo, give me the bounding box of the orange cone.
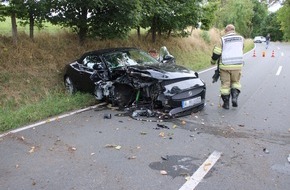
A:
[253,50,256,57]
[271,50,275,57]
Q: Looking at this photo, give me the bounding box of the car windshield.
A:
[102,49,159,68]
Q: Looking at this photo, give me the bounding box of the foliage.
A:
[16,0,49,39]
[277,0,290,40]
[89,0,141,39]
[260,12,283,41]
[251,0,268,37]
[47,0,140,44]
[139,0,203,42]
[47,0,101,44]
[214,0,254,38]
[0,4,6,21]
[199,1,219,30]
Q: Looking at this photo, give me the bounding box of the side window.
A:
[83,55,102,69]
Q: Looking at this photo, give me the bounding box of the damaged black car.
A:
[64,47,206,118]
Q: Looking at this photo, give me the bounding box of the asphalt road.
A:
[1,42,290,190]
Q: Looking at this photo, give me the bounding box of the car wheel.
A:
[64,76,76,94]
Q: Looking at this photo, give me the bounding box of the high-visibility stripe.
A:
[221,33,244,65]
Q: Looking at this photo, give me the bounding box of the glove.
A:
[212,69,220,83]
[211,59,216,65]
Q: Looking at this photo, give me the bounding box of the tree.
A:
[47,0,100,45]
[2,0,25,45]
[214,0,254,38]
[89,0,141,40]
[0,4,6,22]
[17,0,49,40]
[199,0,219,30]
[139,0,202,42]
[260,13,283,41]
[277,0,290,40]
[47,0,141,44]
[251,0,268,37]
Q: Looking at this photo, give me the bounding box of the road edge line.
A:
[0,105,99,138]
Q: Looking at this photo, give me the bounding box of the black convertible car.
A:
[64,47,206,118]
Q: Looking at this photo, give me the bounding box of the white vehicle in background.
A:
[254,36,266,43]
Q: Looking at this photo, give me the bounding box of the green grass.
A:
[0,92,95,133]
[0,17,64,35]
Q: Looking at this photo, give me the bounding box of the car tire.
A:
[64,76,76,94]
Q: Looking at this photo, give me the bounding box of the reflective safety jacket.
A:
[220,32,244,70]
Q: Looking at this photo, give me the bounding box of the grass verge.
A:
[0,92,95,133]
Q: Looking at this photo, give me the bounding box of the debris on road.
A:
[68,146,77,152]
[203,162,212,171]
[29,146,35,153]
[160,170,168,175]
[127,156,137,160]
[140,132,147,135]
[263,148,270,154]
[103,113,111,119]
[287,154,290,163]
[156,124,170,129]
[161,155,169,160]
[105,144,122,150]
[159,132,165,137]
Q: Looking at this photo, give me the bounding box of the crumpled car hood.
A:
[128,63,197,80]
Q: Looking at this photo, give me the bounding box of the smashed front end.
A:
[158,78,206,117]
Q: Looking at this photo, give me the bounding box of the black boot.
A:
[221,95,230,109]
[231,89,240,107]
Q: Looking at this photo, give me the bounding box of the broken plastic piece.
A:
[161,155,168,160]
[263,148,269,154]
[157,124,169,129]
[103,113,111,119]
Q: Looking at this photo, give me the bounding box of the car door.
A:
[78,55,103,93]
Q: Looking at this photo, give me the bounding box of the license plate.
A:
[182,96,201,108]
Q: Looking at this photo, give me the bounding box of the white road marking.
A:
[0,105,99,138]
[179,151,222,190]
[281,52,284,56]
[276,66,282,76]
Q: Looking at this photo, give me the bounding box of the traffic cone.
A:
[262,51,265,57]
[253,50,256,57]
[271,50,275,57]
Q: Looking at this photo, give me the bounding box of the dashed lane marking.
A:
[276,66,282,76]
[179,150,222,190]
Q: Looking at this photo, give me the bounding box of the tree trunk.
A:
[29,12,34,40]
[137,26,140,39]
[151,15,157,43]
[78,27,87,46]
[11,12,17,46]
[78,8,88,45]
[167,30,171,38]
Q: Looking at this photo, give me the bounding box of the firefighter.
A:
[211,24,244,109]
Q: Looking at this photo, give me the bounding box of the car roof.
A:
[80,47,140,58]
